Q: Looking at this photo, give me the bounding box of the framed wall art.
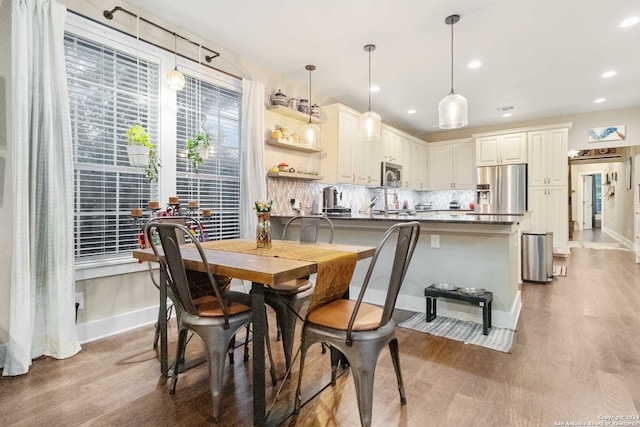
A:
[588,125,626,142]
[625,157,632,190]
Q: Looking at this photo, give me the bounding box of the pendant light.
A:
[438,14,468,129]
[167,32,186,90]
[301,65,320,146]
[358,44,381,140]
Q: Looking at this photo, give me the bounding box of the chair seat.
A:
[307,299,383,331]
[266,278,312,294]
[194,295,251,317]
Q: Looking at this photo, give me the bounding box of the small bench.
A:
[424,286,493,335]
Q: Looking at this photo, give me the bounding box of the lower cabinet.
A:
[528,185,568,254]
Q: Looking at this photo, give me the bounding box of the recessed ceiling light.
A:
[594,98,607,103]
[369,85,380,92]
[620,16,639,28]
[502,113,512,118]
[407,109,417,114]
[467,60,482,69]
[601,70,617,78]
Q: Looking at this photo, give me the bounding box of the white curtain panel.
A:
[4,0,80,376]
[239,79,266,239]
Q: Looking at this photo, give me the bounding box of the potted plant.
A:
[186,131,210,173]
[126,123,161,181]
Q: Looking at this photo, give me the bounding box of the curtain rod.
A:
[67,8,241,81]
[103,6,219,62]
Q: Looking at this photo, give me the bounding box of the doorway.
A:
[571,167,625,248]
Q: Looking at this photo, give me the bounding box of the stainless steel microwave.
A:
[381,162,402,186]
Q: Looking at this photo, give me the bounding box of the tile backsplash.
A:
[267,178,475,215]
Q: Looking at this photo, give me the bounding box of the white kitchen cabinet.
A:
[322,103,376,186]
[475,132,527,166]
[524,124,572,255]
[528,128,568,186]
[401,140,427,189]
[427,139,475,190]
[381,126,403,165]
[528,186,568,254]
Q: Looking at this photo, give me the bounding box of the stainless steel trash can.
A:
[522,231,553,283]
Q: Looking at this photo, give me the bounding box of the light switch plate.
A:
[431,234,440,248]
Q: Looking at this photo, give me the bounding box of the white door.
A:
[583,175,593,230]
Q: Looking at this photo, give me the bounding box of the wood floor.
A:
[1,247,639,426]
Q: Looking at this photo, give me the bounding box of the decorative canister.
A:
[256,212,272,249]
[287,97,298,110]
[270,89,287,106]
[298,98,310,115]
[310,104,321,119]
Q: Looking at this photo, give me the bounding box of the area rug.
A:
[553,264,567,277]
[398,313,515,353]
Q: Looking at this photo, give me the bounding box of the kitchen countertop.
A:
[273,212,525,225]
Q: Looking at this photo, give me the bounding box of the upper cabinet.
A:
[321,104,377,186]
[527,128,568,186]
[381,126,403,164]
[427,139,475,190]
[475,132,527,166]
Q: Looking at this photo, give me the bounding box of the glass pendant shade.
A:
[438,91,468,129]
[167,67,186,90]
[358,44,381,140]
[301,122,320,146]
[438,15,467,129]
[358,110,382,141]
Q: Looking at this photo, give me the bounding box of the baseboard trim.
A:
[75,305,161,344]
[350,287,522,330]
[603,227,634,249]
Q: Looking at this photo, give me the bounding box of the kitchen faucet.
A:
[383,169,398,216]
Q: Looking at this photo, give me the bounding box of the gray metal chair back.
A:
[282,215,335,243]
[345,221,420,345]
[146,221,231,327]
[144,215,206,290]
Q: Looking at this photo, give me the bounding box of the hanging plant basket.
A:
[124,122,161,180]
[186,131,210,173]
[127,144,151,167]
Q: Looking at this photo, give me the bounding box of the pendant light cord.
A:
[308,67,312,124]
[450,20,454,94]
[368,48,372,112]
[174,33,178,69]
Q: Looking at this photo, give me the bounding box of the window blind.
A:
[176,75,241,240]
[65,33,159,261]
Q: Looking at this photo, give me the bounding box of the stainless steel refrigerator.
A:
[476,164,527,214]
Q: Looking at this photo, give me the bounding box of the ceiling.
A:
[124,0,639,138]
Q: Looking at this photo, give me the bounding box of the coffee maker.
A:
[323,186,338,209]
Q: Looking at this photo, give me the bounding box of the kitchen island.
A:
[272,213,524,329]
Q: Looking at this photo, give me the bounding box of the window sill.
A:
[75,257,155,281]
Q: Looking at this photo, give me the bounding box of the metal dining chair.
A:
[145,221,252,422]
[294,221,420,427]
[145,217,229,350]
[263,215,335,373]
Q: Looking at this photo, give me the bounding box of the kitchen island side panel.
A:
[272,216,522,329]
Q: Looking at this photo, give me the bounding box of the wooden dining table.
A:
[133,238,375,426]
